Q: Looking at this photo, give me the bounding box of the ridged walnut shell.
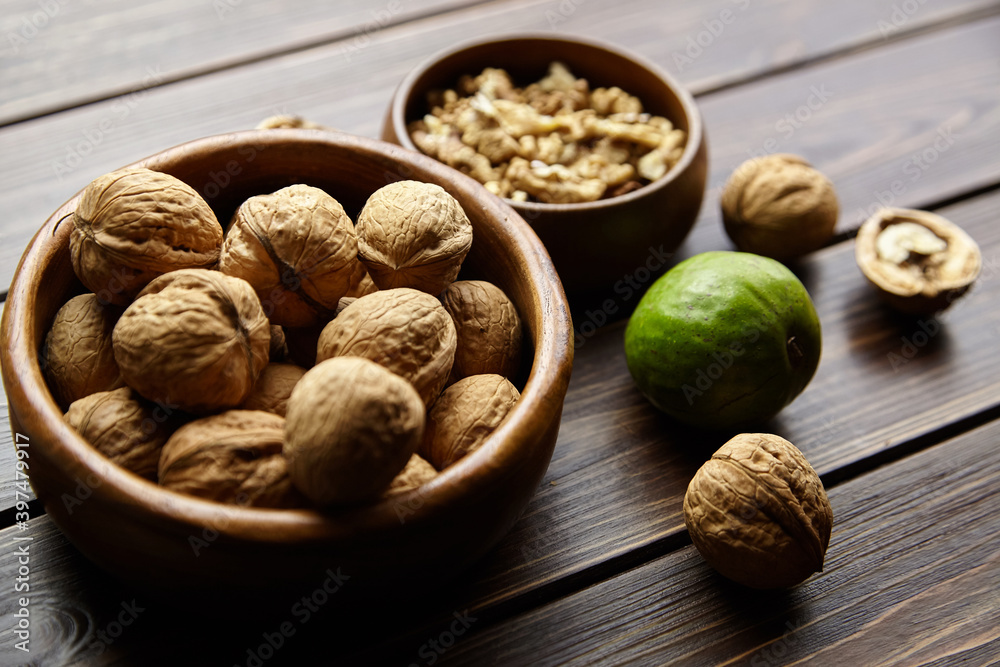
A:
[219,184,359,327]
[356,181,473,295]
[316,288,457,406]
[721,155,838,261]
[241,363,307,418]
[65,387,180,481]
[43,293,124,409]
[855,207,981,315]
[158,410,303,508]
[683,433,833,589]
[112,269,270,414]
[421,374,520,470]
[283,357,425,506]
[384,454,438,497]
[69,167,223,305]
[440,280,522,383]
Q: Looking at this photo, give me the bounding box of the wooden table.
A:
[2,1,999,664]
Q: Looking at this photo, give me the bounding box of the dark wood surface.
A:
[1,0,999,665]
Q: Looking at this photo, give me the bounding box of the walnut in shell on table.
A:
[43,293,124,409]
[69,167,223,305]
[112,269,271,414]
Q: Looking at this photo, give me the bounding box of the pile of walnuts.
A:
[51,167,524,509]
[408,62,687,204]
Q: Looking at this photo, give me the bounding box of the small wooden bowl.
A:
[0,130,574,607]
[383,34,709,296]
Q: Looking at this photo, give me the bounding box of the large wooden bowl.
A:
[0,130,573,607]
[383,34,709,297]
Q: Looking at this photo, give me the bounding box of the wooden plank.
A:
[1,1,998,293]
[0,0,485,125]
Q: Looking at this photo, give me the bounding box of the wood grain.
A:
[0,0,486,125]
[409,417,1000,666]
[1,1,998,293]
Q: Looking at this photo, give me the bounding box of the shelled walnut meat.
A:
[159,410,302,508]
[855,207,981,315]
[112,269,271,414]
[69,167,223,305]
[409,62,687,203]
[683,433,833,589]
[43,293,124,409]
[317,288,458,407]
[440,280,522,382]
[284,357,425,506]
[219,184,360,327]
[356,181,473,296]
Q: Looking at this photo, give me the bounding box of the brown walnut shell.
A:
[43,293,124,409]
[440,280,522,383]
[683,433,833,589]
[219,184,359,327]
[384,454,438,497]
[855,207,981,315]
[69,167,223,305]
[283,357,425,506]
[65,387,180,481]
[421,374,520,470]
[112,269,270,414]
[316,288,457,406]
[241,363,307,418]
[356,181,473,295]
[158,410,303,508]
[721,154,838,261]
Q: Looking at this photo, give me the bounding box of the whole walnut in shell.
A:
[855,207,981,315]
[721,155,838,260]
[43,293,124,409]
[112,269,270,414]
[65,387,180,480]
[241,363,307,418]
[317,288,457,406]
[284,357,425,506]
[219,184,359,327]
[440,280,522,382]
[159,410,303,508]
[356,181,473,295]
[683,433,833,589]
[70,167,223,305]
[384,454,438,497]
[421,374,520,470]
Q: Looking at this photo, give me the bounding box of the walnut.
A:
[283,357,425,506]
[43,293,124,409]
[344,259,378,298]
[65,387,179,481]
[721,155,839,260]
[159,410,303,508]
[384,454,438,497]
[855,207,981,315]
[241,363,307,417]
[112,269,271,414]
[316,288,457,406]
[269,324,288,362]
[439,280,522,382]
[683,433,833,589]
[219,184,358,327]
[356,181,473,295]
[421,374,520,470]
[69,167,223,305]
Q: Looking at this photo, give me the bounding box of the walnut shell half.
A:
[683,433,832,589]
[855,207,981,315]
[158,410,303,508]
[112,269,270,414]
[70,167,223,305]
[356,181,473,295]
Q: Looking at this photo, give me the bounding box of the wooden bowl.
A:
[383,34,709,296]
[0,130,574,607]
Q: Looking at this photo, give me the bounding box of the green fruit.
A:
[624,251,821,429]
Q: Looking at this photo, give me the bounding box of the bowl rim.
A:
[0,129,574,544]
[388,31,705,213]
